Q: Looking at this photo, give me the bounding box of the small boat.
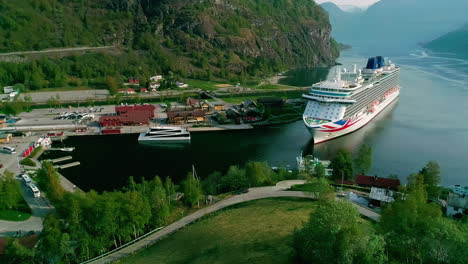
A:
[138,126,191,143]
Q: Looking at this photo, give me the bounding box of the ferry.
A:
[303,56,400,144]
[138,126,191,143]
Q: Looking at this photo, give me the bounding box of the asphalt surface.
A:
[0,136,54,237]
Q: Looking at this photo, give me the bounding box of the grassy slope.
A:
[120,198,317,264]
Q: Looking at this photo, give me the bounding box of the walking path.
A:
[89,180,380,264]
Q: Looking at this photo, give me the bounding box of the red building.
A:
[355,175,400,190]
[99,105,155,127]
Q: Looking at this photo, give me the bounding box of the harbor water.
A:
[45,49,468,192]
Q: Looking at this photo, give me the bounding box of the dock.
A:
[57,171,83,193]
[188,124,253,132]
[55,161,80,169]
[51,156,73,163]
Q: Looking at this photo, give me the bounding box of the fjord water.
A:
[52,49,468,192]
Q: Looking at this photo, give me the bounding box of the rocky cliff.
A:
[0,0,339,77]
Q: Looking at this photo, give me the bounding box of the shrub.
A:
[21,157,36,167]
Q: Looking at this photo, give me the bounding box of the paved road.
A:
[89,180,380,264]
[0,46,115,57]
[0,136,54,237]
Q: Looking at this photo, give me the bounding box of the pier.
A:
[51,156,73,163]
[55,161,81,169]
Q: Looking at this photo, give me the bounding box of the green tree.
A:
[354,144,372,175]
[147,176,170,225]
[420,161,441,198]
[37,161,65,201]
[0,171,23,210]
[164,176,176,206]
[314,162,326,178]
[106,76,119,95]
[202,171,222,195]
[245,161,273,186]
[329,149,353,180]
[182,173,203,208]
[293,200,386,264]
[1,239,35,263]
[379,183,468,263]
[219,165,248,192]
[304,177,334,200]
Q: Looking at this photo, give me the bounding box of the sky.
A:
[315,0,381,8]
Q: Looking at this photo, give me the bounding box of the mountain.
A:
[0,0,339,79]
[322,0,468,52]
[338,5,364,13]
[425,24,468,58]
[320,2,362,41]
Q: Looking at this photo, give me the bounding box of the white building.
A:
[176,81,189,88]
[369,187,396,205]
[3,86,14,94]
[446,193,467,217]
[150,75,163,82]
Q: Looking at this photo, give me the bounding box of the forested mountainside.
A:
[0,0,339,88]
[425,24,468,58]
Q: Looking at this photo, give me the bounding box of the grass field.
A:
[185,79,232,91]
[120,198,317,264]
[0,209,31,221]
[0,199,32,222]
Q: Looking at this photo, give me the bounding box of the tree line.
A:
[293,166,467,264]
[1,161,295,263]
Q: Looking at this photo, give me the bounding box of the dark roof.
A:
[167,110,206,119]
[356,175,400,190]
[257,97,284,105]
[241,99,257,108]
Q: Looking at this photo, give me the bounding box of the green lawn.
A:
[184,79,232,91]
[120,198,317,264]
[0,199,32,222]
[0,209,32,221]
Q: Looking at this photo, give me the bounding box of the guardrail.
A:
[79,226,165,264]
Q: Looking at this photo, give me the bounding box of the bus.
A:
[21,174,32,184]
[28,183,41,198]
[2,146,16,154]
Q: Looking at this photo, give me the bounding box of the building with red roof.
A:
[355,175,400,190]
[99,105,155,127]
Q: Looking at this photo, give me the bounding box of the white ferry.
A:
[303,56,400,144]
[138,126,191,143]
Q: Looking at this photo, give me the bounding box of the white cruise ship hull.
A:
[306,88,399,144]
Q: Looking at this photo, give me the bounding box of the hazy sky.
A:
[315,0,381,8]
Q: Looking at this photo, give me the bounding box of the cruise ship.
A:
[138,126,191,143]
[303,56,400,144]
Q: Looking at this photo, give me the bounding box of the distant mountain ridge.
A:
[321,0,468,50]
[425,24,468,58]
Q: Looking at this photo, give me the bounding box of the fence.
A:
[79,226,165,264]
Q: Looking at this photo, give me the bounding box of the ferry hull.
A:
[306,88,399,144]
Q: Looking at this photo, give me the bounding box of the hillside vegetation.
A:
[425,24,468,58]
[0,0,339,91]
